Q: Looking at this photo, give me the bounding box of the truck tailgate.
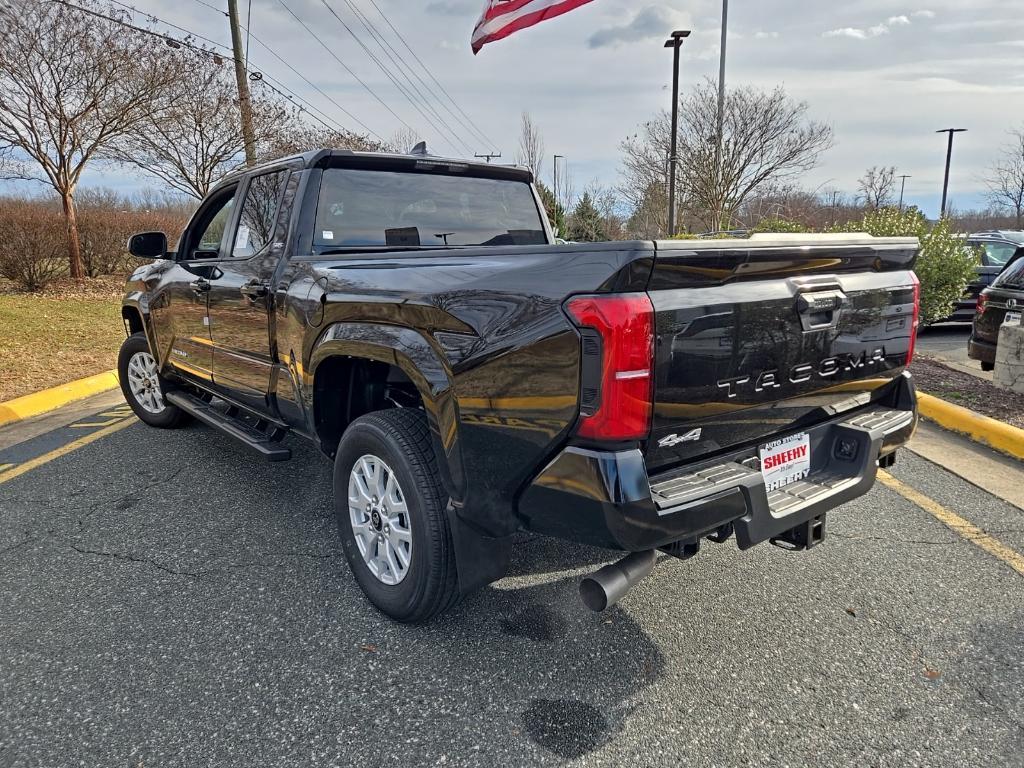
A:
[644,235,918,473]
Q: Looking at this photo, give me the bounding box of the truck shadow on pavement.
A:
[0,422,667,765]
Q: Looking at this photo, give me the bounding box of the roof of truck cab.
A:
[220,149,533,183]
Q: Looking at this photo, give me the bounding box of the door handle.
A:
[189,278,210,295]
[240,280,270,300]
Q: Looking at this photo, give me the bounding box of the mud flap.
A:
[446,503,512,595]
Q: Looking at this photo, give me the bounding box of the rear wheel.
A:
[981,361,995,372]
[118,333,188,428]
[334,409,459,622]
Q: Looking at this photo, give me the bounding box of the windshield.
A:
[314,168,547,248]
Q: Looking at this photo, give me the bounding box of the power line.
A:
[275,0,423,144]
[327,0,473,155]
[96,0,384,141]
[345,0,489,151]
[363,0,497,151]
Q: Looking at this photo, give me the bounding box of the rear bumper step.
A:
[165,390,291,462]
[647,406,913,549]
[519,387,917,553]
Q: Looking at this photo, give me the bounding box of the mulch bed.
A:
[911,356,1024,429]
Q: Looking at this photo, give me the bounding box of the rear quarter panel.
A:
[279,242,654,536]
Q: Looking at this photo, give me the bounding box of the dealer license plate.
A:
[759,432,811,492]
[1004,311,1021,326]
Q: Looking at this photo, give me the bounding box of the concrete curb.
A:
[917,391,1024,461]
[0,370,119,428]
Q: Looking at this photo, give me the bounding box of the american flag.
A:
[471,0,597,54]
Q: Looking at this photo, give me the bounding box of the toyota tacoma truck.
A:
[119,148,920,622]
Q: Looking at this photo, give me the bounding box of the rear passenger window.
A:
[232,170,289,258]
[995,256,1024,288]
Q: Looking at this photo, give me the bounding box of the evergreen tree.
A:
[567,192,607,242]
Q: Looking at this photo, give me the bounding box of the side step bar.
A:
[165,391,291,462]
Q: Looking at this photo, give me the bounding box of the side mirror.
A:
[127,231,168,259]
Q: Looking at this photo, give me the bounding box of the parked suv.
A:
[969,245,1024,371]
[950,232,1024,322]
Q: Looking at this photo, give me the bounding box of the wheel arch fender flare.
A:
[121,295,158,358]
[309,322,466,502]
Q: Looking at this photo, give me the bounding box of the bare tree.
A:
[985,126,1024,227]
[516,112,545,180]
[621,79,833,232]
[261,122,386,162]
[858,166,897,210]
[106,52,260,200]
[0,1,180,278]
[108,49,385,199]
[388,127,423,154]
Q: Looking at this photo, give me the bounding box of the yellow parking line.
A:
[0,463,13,473]
[0,417,136,486]
[70,418,124,428]
[98,409,132,418]
[878,470,1024,578]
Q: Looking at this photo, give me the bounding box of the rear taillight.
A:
[976,292,988,316]
[566,293,654,441]
[907,272,921,366]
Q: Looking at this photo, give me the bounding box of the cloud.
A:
[754,30,780,40]
[824,27,871,39]
[823,10,932,40]
[588,6,678,49]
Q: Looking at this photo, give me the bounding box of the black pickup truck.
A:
[120,149,920,621]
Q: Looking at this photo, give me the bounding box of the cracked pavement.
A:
[1,414,1024,767]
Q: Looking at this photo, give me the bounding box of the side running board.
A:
[164,391,292,462]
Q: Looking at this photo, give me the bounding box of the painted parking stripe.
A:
[70,418,125,428]
[0,463,13,473]
[878,470,1024,578]
[0,417,136,486]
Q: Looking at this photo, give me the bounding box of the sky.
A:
[66,0,1024,217]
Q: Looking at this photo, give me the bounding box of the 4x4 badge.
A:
[658,428,702,448]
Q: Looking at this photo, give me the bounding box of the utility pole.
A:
[936,128,967,218]
[898,174,912,212]
[474,152,502,163]
[665,30,691,237]
[228,0,257,167]
[553,154,563,212]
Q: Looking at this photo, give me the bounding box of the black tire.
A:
[118,333,189,428]
[981,361,995,372]
[334,409,459,623]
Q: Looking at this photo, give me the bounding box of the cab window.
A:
[183,187,237,260]
[232,169,290,258]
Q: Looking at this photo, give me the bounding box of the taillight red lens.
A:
[976,292,988,315]
[907,271,921,366]
[566,293,654,441]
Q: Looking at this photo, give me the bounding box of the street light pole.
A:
[717,0,728,148]
[936,128,967,218]
[665,30,691,238]
[897,174,911,212]
[553,154,563,213]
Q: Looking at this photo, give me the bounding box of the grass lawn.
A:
[0,292,124,402]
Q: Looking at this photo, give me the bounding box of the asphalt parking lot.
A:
[1,395,1023,767]
[916,323,988,379]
